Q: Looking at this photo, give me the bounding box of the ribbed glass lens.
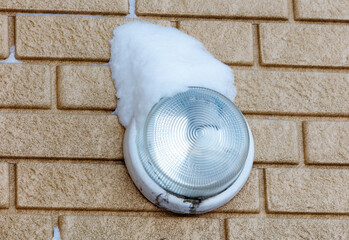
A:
[137,87,249,198]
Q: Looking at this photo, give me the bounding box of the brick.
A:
[227,218,349,240]
[216,169,259,212]
[0,214,52,240]
[259,23,349,67]
[179,21,253,65]
[57,65,116,110]
[0,114,123,159]
[0,163,9,208]
[0,0,128,15]
[234,70,349,116]
[248,119,299,164]
[16,15,173,61]
[0,64,51,108]
[60,215,224,239]
[16,161,259,213]
[17,162,157,211]
[0,15,9,59]
[266,168,349,213]
[304,121,349,165]
[137,0,288,19]
[295,0,349,21]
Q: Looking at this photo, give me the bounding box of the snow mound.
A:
[109,21,236,129]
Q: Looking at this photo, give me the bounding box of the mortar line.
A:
[0,109,114,115]
[13,14,16,51]
[243,113,349,119]
[252,163,349,169]
[1,206,349,219]
[299,121,306,166]
[288,0,295,22]
[18,59,109,65]
[52,215,59,234]
[262,169,269,214]
[230,65,349,73]
[8,163,16,211]
[51,65,58,111]
[252,24,260,69]
[258,168,267,217]
[241,111,349,121]
[139,14,290,22]
[8,16,14,47]
[224,219,229,240]
[13,59,349,73]
[257,64,349,70]
[147,15,349,25]
[0,109,348,119]
[13,17,17,47]
[0,157,125,164]
[15,12,126,18]
[14,12,349,25]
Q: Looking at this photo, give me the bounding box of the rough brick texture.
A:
[260,23,349,67]
[57,65,117,110]
[0,64,51,108]
[53,67,349,116]
[227,218,349,240]
[0,15,8,59]
[266,168,349,213]
[17,162,157,210]
[234,70,349,115]
[304,121,349,165]
[0,0,128,14]
[3,0,349,238]
[0,114,123,159]
[137,0,288,19]
[216,169,259,212]
[179,21,253,65]
[248,119,299,164]
[17,162,258,212]
[0,163,9,208]
[295,0,349,21]
[0,215,52,240]
[16,15,173,61]
[60,215,224,240]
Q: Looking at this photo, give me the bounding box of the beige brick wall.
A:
[0,163,9,208]
[0,64,51,108]
[57,65,117,110]
[0,0,129,15]
[178,21,253,65]
[259,23,349,67]
[294,0,349,21]
[0,215,52,240]
[0,16,8,59]
[0,0,348,239]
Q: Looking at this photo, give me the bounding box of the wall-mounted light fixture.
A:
[124,87,254,214]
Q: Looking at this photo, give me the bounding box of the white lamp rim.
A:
[123,115,254,214]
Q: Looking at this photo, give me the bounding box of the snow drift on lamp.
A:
[109,21,236,129]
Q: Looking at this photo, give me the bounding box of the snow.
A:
[52,226,60,240]
[125,0,138,18]
[109,21,236,129]
[0,46,22,64]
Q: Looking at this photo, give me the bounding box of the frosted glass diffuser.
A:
[137,87,249,198]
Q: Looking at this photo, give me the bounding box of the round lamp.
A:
[124,87,254,214]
